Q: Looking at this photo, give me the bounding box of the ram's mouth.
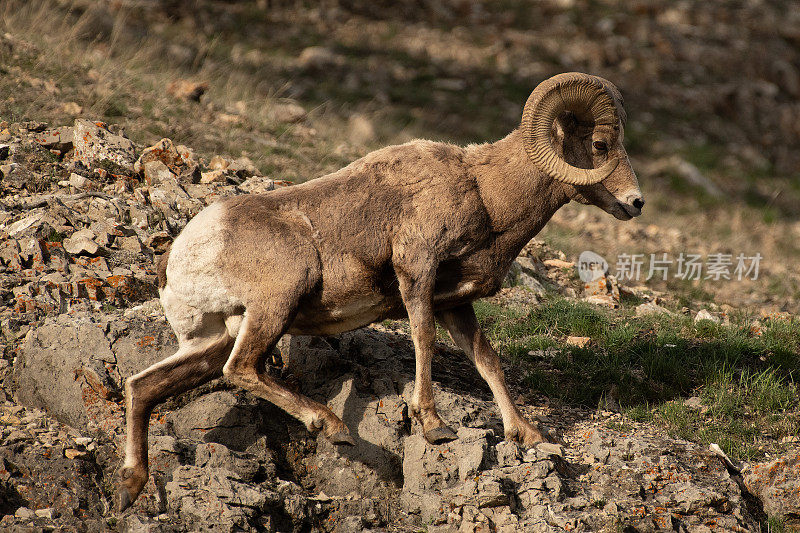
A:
[613,202,637,220]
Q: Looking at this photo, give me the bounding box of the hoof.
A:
[424,425,458,444]
[117,466,146,512]
[541,427,564,446]
[506,422,547,447]
[117,487,133,513]
[329,431,356,447]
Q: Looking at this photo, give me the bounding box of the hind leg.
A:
[118,294,234,511]
[222,298,355,444]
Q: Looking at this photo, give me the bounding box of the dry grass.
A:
[4,0,798,313]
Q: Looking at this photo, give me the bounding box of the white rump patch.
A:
[164,202,242,314]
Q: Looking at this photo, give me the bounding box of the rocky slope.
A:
[1,120,798,532]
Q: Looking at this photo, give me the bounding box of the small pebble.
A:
[34,508,55,519]
[74,437,94,447]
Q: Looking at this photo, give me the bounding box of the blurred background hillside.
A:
[2,0,800,312]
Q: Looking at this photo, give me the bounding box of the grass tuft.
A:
[474,297,800,459]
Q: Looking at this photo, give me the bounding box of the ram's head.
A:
[522,72,644,220]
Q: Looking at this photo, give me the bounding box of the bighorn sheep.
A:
[118,72,644,510]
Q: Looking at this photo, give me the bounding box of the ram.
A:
[118,72,644,510]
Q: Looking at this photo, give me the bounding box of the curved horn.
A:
[521,72,621,186]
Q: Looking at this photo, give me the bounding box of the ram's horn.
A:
[521,72,620,186]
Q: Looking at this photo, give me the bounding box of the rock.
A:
[694,309,721,324]
[229,156,259,177]
[270,102,307,124]
[18,237,47,273]
[401,427,493,523]
[4,212,56,240]
[194,442,266,482]
[495,440,521,467]
[635,301,673,316]
[0,162,17,179]
[535,442,563,457]
[297,46,342,69]
[586,430,611,464]
[15,315,117,429]
[543,259,574,269]
[73,436,93,447]
[114,235,144,253]
[14,507,34,520]
[333,516,364,532]
[684,396,703,409]
[15,313,173,432]
[146,231,172,253]
[33,127,73,152]
[62,229,102,256]
[63,448,87,459]
[239,175,278,194]
[168,391,266,453]
[475,477,509,508]
[0,240,22,270]
[142,160,175,185]
[208,155,231,171]
[34,508,55,519]
[135,138,200,183]
[200,169,227,183]
[72,119,136,172]
[582,273,620,308]
[309,373,406,497]
[583,293,617,308]
[165,466,281,532]
[505,257,548,296]
[146,435,185,480]
[745,452,800,518]
[166,79,208,101]
[566,336,590,348]
[67,173,91,188]
[455,427,492,481]
[104,274,158,305]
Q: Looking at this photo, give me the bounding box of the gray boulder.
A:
[745,451,800,519]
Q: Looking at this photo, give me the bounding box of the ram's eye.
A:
[593,141,608,151]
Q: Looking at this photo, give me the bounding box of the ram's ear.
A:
[556,111,578,134]
[551,111,578,149]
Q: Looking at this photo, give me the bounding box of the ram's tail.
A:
[157,244,172,289]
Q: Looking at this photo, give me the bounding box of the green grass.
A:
[475,296,800,459]
[766,515,790,533]
[45,229,64,242]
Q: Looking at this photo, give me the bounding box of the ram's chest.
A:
[434,244,511,299]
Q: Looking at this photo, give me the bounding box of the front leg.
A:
[394,261,458,444]
[436,303,546,446]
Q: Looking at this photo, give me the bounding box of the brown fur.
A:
[156,244,171,290]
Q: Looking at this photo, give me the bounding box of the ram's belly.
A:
[287,279,489,335]
[288,293,401,335]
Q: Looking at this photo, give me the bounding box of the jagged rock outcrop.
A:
[7,310,763,531]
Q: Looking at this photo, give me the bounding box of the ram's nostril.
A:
[632,198,644,210]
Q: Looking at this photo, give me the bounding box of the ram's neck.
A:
[466,128,570,251]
